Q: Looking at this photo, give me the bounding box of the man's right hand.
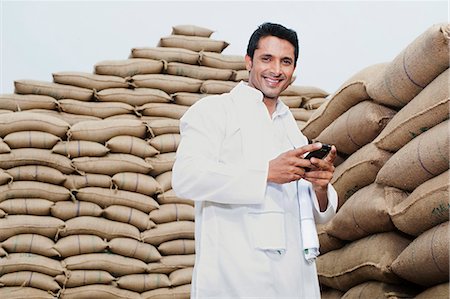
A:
[267,143,323,184]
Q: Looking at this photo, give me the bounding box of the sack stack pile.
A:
[0,25,328,298]
[303,23,449,298]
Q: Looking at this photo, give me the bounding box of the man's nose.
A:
[270,61,282,75]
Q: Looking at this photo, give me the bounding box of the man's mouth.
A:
[264,76,284,86]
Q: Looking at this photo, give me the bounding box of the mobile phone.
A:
[305,144,332,160]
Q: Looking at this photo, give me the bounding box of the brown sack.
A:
[106,135,159,158]
[14,79,93,101]
[415,283,449,299]
[317,223,345,255]
[148,254,195,274]
[0,137,11,154]
[0,271,60,292]
[141,284,191,299]
[27,108,101,126]
[0,94,58,111]
[2,234,58,257]
[0,287,55,299]
[159,35,229,53]
[199,51,246,70]
[52,140,109,158]
[171,92,206,106]
[131,47,200,64]
[149,204,195,224]
[116,273,171,292]
[53,71,129,91]
[133,74,203,94]
[200,80,238,94]
[72,154,152,175]
[63,173,112,190]
[281,85,329,98]
[0,215,64,242]
[103,205,155,231]
[94,58,164,77]
[302,97,327,110]
[148,134,181,154]
[53,234,107,258]
[169,267,193,287]
[341,281,419,299]
[111,172,162,196]
[157,189,194,206]
[145,118,180,136]
[60,284,141,299]
[0,169,12,185]
[155,171,172,192]
[166,62,234,81]
[172,25,214,37]
[6,165,66,185]
[158,239,195,256]
[0,181,71,203]
[146,152,176,176]
[0,111,69,138]
[0,198,53,216]
[290,108,315,122]
[141,221,195,246]
[58,99,136,119]
[233,69,249,81]
[51,201,103,221]
[96,87,171,106]
[139,103,188,120]
[56,270,115,287]
[0,252,64,276]
[108,237,161,263]
[280,96,304,109]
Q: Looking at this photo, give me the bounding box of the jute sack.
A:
[149,204,195,224]
[103,205,155,231]
[391,222,449,286]
[95,58,164,77]
[0,111,70,138]
[158,239,195,256]
[76,187,159,213]
[0,287,55,299]
[200,80,238,94]
[14,79,93,101]
[145,118,180,137]
[132,74,203,94]
[0,198,54,216]
[341,281,419,299]
[157,189,194,206]
[0,148,74,174]
[0,169,13,185]
[0,215,65,242]
[169,267,193,287]
[302,97,327,110]
[390,170,449,236]
[376,120,449,191]
[148,133,181,153]
[6,165,66,185]
[327,184,406,241]
[106,136,159,158]
[63,253,148,276]
[317,223,346,255]
[0,94,58,111]
[111,172,162,196]
[367,23,450,108]
[290,108,315,122]
[52,140,109,158]
[53,234,107,258]
[374,69,449,152]
[60,216,140,240]
[26,108,101,126]
[321,288,344,299]
[60,284,141,299]
[279,96,304,108]
[199,51,246,70]
[141,284,191,299]
[0,271,60,292]
[146,152,176,176]
[53,72,130,91]
[72,154,152,175]
[63,173,112,190]
[104,114,141,121]
[172,25,214,37]
[317,232,411,291]
[0,181,72,202]
[415,283,449,299]
[171,92,206,106]
[116,273,171,292]
[141,221,195,246]
[131,47,200,64]
[296,121,306,130]
[0,252,64,276]
[96,87,171,106]
[233,70,249,82]
[108,237,161,263]
[51,201,103,221]
[58,99,136,119]
[155,171,172,192]
[148,254,195,274]
[2,234,58,257]
[331,143,392,205]
[56,270,114,288]
[0,137,11,154]
[4,131,60,149]
[68,119,147,143]
[281,85,329,98]
[159,35,229,53]
[0,209,6,219]
[301,63,388,140]
[166,62,234,81]
[315,101,396,155]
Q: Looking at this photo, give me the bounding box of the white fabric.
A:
[173,82,338,299]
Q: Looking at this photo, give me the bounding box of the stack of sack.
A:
[0,25,328,299]
[302,23,449,298]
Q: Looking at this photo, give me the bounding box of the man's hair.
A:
[246,22,299,66]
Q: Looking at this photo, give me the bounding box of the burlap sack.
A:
[199,51,245,70]
[171,92,206,106]
[106,136,159,158]
[158,239,195,256]
[0,94,58,111]
[376,120,449,191]
[315,101,396,155]
[27,109,101,126]
[149,204,195,224]
[14,79,93,101]
[108,237,161,263]
[200,80,238,94]
[159,35,229,53]
[58,99,136,118]
[6,165,66,185]
[391,222,449,286]
[0,198,54,216]
[105,114,141,121]
[172,25,214,37]
[53,234,107,258]
[0,271,60,292]
[302,97,327,110]
[146,152,176,176]
[53,72,130,91]
[60,216,140,240]
[148,255,195,274]
[94,58,164,77]
[233,69,249,82]
[281,85,329,98]
[72,154,152,175]
[116,273,171,292]
[131,47,200,64]
[0,111,70,138]
[155,171,172,192]
[50,201,103,221]
[390,171,449,236]
[148,134,180,153]
[321,288,344,299]
[0,287,55,299]
[141,221,195,246]
[56,270,115,288]
[96,87,171,106]
[331,143,392,205]
[341,281,419,299]
[367,23,450,108]
[2,234,58,257]
[279,95,304,108]
[290,108,315,122]
[111,172,162,196]
[0,252,64,276]
[0,181,72,202]
[141,284,191,299]
[76,187,159,213]
[374,69,449,152]
[415,283,449,299]
[139,103,188,120]
[63,173,112,190]
[301,63,387,140]
[0,137,11,154]
[166,62,234,81]
[317,223,345,255]
[132,74,203,94]
[145,118,180,136]
[0,169,13,185]
[68,119,147,143]
[317,232,410,291]
[103,205,155,231]
[60,284,141,299]
[296,121,306,130]
[52,140,109,158]
[157,189,194,206]
[169,267,193,287]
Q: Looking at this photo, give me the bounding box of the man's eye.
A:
[261,57,270,62]
[282,59,292,65]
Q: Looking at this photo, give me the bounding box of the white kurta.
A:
[172,82,338,299]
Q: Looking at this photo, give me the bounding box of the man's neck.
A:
[263,97,278,118]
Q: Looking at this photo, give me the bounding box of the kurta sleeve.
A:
[311,183,338,224]
[172,97,268,205]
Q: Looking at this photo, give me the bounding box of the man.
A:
[172,22,338,298]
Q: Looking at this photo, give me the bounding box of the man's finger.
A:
[291,142,322,157]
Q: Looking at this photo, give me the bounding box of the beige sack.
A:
[56,270,115,288]
[169,267,193,287]
[51,201,103,221]
[103,205,155,231]
[141,284,191,299]
[281,85,328,98]
[2,234,58,257]
[106,135,159,158]
[0,111,69,138]
[60,284,141,299]
[53,71,130,91]
[72,153,152,175]
[58,99,136,119]
[317,223,345,255]
[146,152,176,176]
[0,94,58,111]
[149,204,195,224]
[108,237,161,263]
[166,62,234,81]
[94,58,164,77]
[290,108,315,122]
[139,103,188,120]
[199,51,246,70]
[27,109,101,126]
[279,95,304,109]
[0,271,60,292]
[157,189,194,206]
[111,172,162,196]
[0,169,13,185]
[341,281,419,299]
[171,92,206,106]
[131,47,200,64]
[141,221,195,246]
[0,181,72,202]
[172,25,214,37]
[302,97,327,110]
[133,74,203,94]
[200,80,238,94]
[0,198,53,216]
[0,287,55,299]
[0,215,64,242]
[116,273,171,292]
[145,118,180,136]
[54,234,107,258]
[158,239,195,255]
[14,79,93,101]
[159,35,229,53]
[0,252,64,276]
[6,165,66,185]
[321,288,344,299]
[52,140,109,158]
[63,173,112,190]
[233,69,249,81]
[415,283,449,299]
[155,171,172,192]
[148,134,180,153]
[148,254,195,274]
[96,87,171,106]
[0,137,11,154]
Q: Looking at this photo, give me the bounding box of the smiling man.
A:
[173,22,338,298]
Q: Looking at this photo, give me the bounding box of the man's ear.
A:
[245,55,252,71]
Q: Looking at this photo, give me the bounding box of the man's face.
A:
[245,35,296,100]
